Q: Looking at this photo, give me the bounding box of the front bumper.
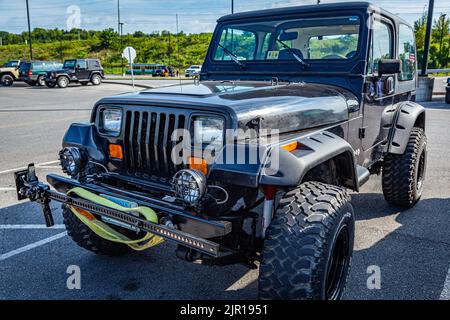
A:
[15,164,232,257]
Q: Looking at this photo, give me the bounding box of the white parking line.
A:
[0,187,16,191]
[440,267,450,300]
[0,231,67,262]
[0,160,59,175]
[0,224,65,229]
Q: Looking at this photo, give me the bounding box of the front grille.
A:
[123,108,188,183]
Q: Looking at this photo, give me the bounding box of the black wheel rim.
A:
[416,150,426,193]
[4,77,12,86]
[325,224,350,300]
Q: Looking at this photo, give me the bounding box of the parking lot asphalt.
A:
[1,82,450,300]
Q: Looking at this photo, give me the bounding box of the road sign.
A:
[122,46,136,63]
[122,46,136,89]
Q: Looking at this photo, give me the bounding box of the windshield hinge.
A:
[359,127,367,139]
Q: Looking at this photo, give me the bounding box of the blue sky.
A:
[1,0,449,34]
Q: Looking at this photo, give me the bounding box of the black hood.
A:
[98,81,357,134]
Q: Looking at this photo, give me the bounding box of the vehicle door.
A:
[394,23,417,103]
[75,60,90,80]
[362,16,395,151]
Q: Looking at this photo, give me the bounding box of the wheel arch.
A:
[0,71,15,78]
[260,131,359,191]
[90,72,103,79]
[388,101,426,155]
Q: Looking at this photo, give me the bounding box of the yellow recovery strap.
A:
[67,187,164,251]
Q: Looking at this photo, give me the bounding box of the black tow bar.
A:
[14,164,54,227]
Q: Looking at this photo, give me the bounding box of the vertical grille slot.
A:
[123,108,188,183]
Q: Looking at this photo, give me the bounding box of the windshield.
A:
[213,15,361,62]
[63,60,77,69]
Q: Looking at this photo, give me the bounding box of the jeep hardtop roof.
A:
[218,1,410,26]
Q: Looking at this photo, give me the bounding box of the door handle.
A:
[385,76,395,95]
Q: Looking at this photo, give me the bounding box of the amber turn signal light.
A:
[109,144,123,159]
[188,157,208,175]
[281,141,299,153]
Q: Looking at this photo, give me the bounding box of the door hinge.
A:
[359,127,367,139]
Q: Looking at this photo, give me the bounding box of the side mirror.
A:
[378,59,401,77]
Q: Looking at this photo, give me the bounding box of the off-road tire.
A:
[62,206,131,256]
[57,76,69,88]
[0,74,14,86]
[91,74,102,85]
[37,75,46,86]
[446,89,450,104]
[45,81,56,88]
[382,127,427,208]
[258,182,354,300]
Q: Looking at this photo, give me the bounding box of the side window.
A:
[398,24,416,81]
[368,19,392,75]
[77,60,87,69]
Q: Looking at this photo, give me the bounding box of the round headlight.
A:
[59,147,83,176]
[172,169,206,205]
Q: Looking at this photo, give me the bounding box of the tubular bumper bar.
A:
[14,164,226,257]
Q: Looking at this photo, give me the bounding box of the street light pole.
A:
[26,0,33,60]
[231,0,234,14]
[421,0,434,76]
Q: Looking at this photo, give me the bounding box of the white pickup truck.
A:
[184,65,202,77]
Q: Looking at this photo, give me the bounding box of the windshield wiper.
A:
[275,39,310,69]
[216,43,246,69]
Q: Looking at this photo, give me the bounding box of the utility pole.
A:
[118,0,123,75]
[438,14,447,68]
[120,22,124,75]
[117,0,121,35]
[231,0,234,14]
[421,0,434,76]
[168,32,172,66]
[176,14,180,71]
[26,0,33,60]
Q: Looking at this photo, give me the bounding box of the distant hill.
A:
[0,28,212,73]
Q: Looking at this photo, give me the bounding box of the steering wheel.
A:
[321,54,346,60]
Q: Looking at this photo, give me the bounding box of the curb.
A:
[103,80,154,89]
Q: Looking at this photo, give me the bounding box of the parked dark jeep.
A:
[44,58,104,88]
[15,2,427,300]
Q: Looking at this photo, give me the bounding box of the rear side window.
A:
[368,19,392,75]
[19,62,31,72]
[398,24,416,81]
[32,62,43,70]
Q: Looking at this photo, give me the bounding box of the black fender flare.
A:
[388,101,426,155]
[208,130,359,191]
[62,123,107,163]
[259,131,359,191]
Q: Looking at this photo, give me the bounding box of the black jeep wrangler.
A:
[15,2,427,300]
[44,58,104,88]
